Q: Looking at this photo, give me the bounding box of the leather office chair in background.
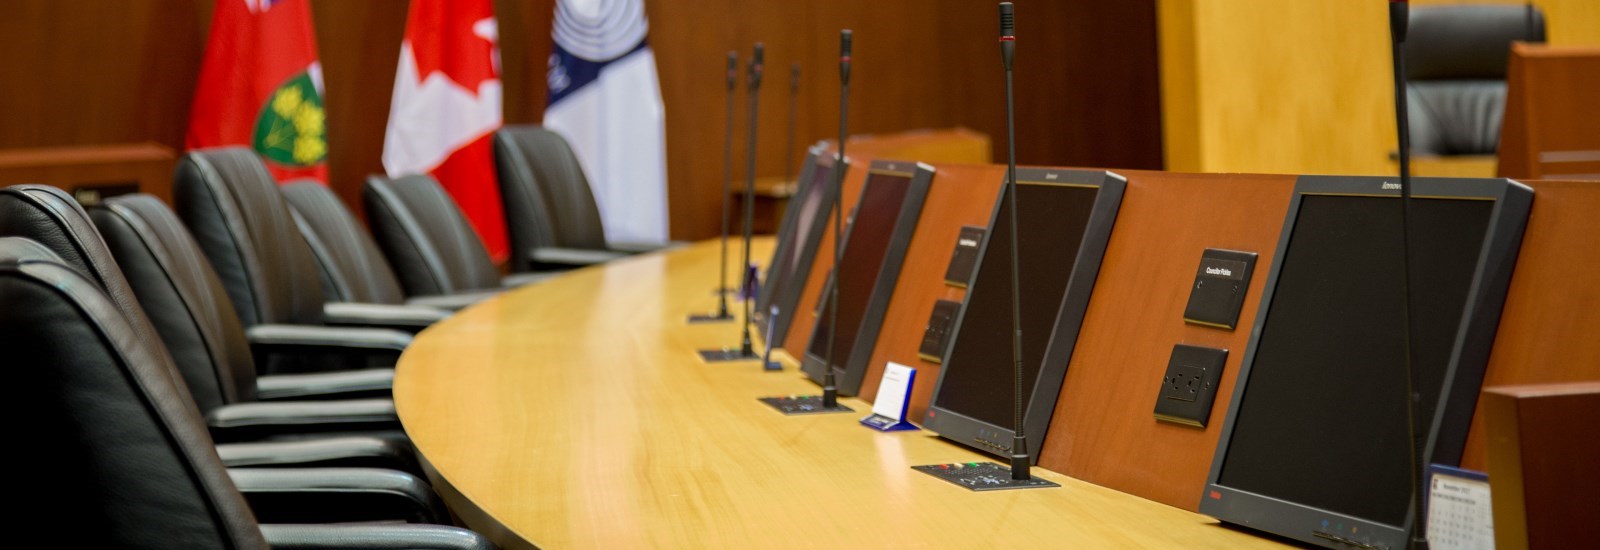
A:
[364,173,548,297]
[174,148,445,373]
[0,188,444,523]
[91,194,412,444]
[0,240,492,548]
[282,179,501,311]
[1405,4,1545,157]
[492,125,680,271]
[0,186,411,471]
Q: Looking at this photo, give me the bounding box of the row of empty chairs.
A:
[0,124,649,548]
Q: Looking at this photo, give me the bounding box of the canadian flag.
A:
[383,0,507,260]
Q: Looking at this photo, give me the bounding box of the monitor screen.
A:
[930,182,1100,429]
[1216,194,1493,528]
[759,158,833,317]
[806,170,914,368]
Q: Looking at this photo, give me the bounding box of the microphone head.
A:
[840,29,853,57]
[1389,0,1409,43]
[999,2,1015,38]
[749,43,764,89]
[726,51,738,89]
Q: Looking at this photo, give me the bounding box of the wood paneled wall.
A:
[0,0,1162,240]
[1158,0,1600,176]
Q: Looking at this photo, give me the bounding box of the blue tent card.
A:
[861,362,919,431]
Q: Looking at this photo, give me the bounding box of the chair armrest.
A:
[323,302,449,332]
[229,467,443,524]
[246,324,410,368]
[261,524,494,550]
[216,436,416,473]
[501,271,556,288]
[529,246,629,268]
[608,240,687,254]
[205,399,398,441]
[256,369,394,401]
[404,290,502,311]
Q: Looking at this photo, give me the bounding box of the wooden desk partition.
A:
[1039,172,1297,511]
[1497,44,1600,180]
[1460,180,1600,469]
[1483,382,1600,550]
[0,142,177,203]
[842,127,992,166]
[858,162,1005,418]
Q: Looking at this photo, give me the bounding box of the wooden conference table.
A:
[393,239,1291,549]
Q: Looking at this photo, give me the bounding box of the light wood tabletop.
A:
[393,238,1293,549]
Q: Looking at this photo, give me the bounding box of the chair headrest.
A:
[1405,4,1545,81]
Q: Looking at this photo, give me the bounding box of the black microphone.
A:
[823,29,852,409]
[996,1,1031,482]
[717,51,738,317]
[738,43,765,358]
[785,63,801,200]
[1387,2,1427,549]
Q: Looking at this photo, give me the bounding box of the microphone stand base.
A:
[912,462,1059,491]
[757,395,855,415]
[686,311,737,324]
[697,347,761,363]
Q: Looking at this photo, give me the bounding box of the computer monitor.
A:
[801,160,934,395]
[1201,176,1532,549]
[753,147,843,343]
[923,169,1124,460]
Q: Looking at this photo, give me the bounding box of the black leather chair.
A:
[1405,4,1545,157]
[0,239,492,548]
[282,179,500,311]
[492,125,679,271]
[174,148,445,374]
[89,194,408,443]
[364,173,549,297]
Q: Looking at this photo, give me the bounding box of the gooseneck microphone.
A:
[1388,2,1427,549]
[785,63,801,190]
[738,43,765,358]
[996,2,1031,483]
[822,30,852,409]
[716,51,738,317]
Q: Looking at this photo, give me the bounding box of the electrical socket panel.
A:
[1154,344,1228,427]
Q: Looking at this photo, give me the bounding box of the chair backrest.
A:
[172,147,327,326]
[0,238,267,549]
[0,184,221,408]
[91,194,259,413]
[493,126,608,267]
[1404,4,1546,156]
[363,174,502,296]
[0,185,157,332]
[281,180,408,304]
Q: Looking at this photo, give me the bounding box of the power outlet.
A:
[1161,365,1205,403]
[1154,344,1228,427]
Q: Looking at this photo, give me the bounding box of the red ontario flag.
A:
[187,0,328,183]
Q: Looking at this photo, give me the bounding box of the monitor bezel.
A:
[753,146,844,343]
[800,159,936,396]
[922,168,1126,463]
[1199,175,1533,549]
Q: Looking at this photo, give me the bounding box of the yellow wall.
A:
[1160,0,1600,175]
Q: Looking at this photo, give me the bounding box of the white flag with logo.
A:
[544,0,669,244]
